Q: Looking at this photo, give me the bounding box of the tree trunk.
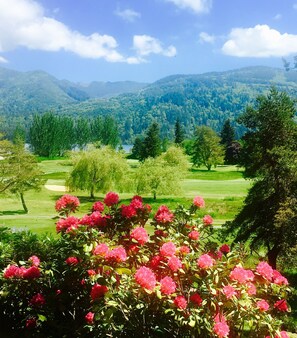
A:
[153,191,156,200]
[90,185,95,200]
[20,192,28,214]
[267,244,281,269]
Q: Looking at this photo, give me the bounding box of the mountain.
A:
[1,65,297,142]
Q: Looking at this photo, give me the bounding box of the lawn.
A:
[0,161,250,234]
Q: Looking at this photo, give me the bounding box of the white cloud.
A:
[293,3,297,10]
[222,24,297,57]
[0,0,125,62]
[114,8,141,22]
[199,32,215,44]
[165,0,212,14]
[133,35,177,59]
[0,55,8,63]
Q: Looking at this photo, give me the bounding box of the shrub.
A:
[0,194,292,337]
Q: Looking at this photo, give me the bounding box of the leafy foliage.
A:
[0,194,292,337]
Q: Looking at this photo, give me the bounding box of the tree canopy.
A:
[224,88,297,268]
[66,147,130,199]
[191,126,224,170]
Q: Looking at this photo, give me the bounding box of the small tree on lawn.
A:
[0,140,45,213]
[140,122,162,161]
[192,126,224,170]
[67,147,130,199]
[135,146,188,200]
[174,118,184,145]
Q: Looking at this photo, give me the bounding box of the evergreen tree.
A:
[174,118,184,145]
[75,118,91,150]
[140,122,162,161]
[130,136,144,160]
[220,119,237,164]
[224,88,297,268]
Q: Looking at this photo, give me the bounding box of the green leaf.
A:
[38,314,47,322]
[115,268,131,275]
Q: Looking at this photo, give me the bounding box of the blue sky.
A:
[1,0,297,83]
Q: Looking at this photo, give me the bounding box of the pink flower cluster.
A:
[160,242,176,257]
[229,266,254,284]
[104,192,119,207]
[193,196,205,208]
[130,227,149,245]
[197,254,214,269]
[134,266,157,291]
[154,205,174,224]
[160,276,176,295]
[91,283,108,301]
[4,256,41,280]
[55,194,80,214]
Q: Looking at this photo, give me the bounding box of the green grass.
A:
[0,161,251,235]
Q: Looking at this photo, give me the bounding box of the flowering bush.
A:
[0,193,292,337]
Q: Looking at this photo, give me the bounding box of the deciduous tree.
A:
[192,126,224,170]
[67,147,130,199]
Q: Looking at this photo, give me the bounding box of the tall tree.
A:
[0,139,45,213]
[224,88,297,268]
[192,126,224,171]
[29,113,75,157]
[220,119,237,164]
[174,118,184,145]
[130,136,144,160]
[75,118,91,150]
[140,122,162,161]
[101,116,120,149]
[67,147,130,199]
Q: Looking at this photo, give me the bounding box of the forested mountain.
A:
[1,65,297,142]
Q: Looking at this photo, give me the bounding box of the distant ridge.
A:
[1,65,297,141]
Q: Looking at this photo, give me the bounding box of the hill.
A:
[1,65,297,141]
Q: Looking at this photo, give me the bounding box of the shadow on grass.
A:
[0,210,26,216]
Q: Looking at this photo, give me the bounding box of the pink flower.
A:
[272,270,289,285]
[23,266,40,279]
[26,317,37,329]
[154,205,174,224]
[28,255,40,267]
[160,242,177,257]
[150,255,162,270]
[229,267,254,284]
[106,247,127,263]
[257,299,270,312]
[55,194,80,214]
[85,312,95,324]
[121,205,137,218]
[274,299,288,312]
[197,254,214,269]
[246,282,257,295]
[174,295,187,309]
[190,293,203,306]
[168,256,182,272]
[93,243,109,257]
[134,266,156,291]
[203,214,213,225]
[256,261,274,281]
[56,216,79,233]
[3,265,20,279]
[266,332,290,338]
[92,201,104,212]
[188,230,200,240]
[179,245,190,255]
[213,321,230,338]
[104,192,119,207]
[65,257,79,265]
[160,276,177,295]
[223,285,237,299]
[130,195,143,209]
[29,293,45,307]
[193,196,205,208]
[219,244,230,254]
[130,227,149,245]
[91,284,108,301]
[87,269,96,276]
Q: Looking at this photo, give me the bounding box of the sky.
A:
[1,0,297,83]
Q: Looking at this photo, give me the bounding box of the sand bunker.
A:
[44,185,67,192]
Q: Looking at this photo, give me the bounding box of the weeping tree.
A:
[224,88,297,268]
[66,147,130,199]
